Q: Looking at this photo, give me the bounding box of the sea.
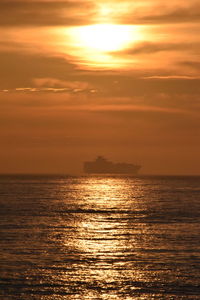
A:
[0,175,200,300]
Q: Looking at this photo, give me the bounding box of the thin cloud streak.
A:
[0,91,198,116]
[143,76,200,80]
[115,42,200,55]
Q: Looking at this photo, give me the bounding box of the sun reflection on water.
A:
[61,177,149,299]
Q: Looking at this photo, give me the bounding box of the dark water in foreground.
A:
[0,175,200,300]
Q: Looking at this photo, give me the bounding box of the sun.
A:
[71,24,134,53]
[64,23,143,69]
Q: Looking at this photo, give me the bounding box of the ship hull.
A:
[84,161,141,175]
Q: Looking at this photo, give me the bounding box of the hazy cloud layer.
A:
[1,91,200,174]
[0,0,94,26]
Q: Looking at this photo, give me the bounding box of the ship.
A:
[83,156,141,175]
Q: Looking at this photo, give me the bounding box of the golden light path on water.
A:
[64,24,144,69]
[59,177,150,300]
[2,176,199,299]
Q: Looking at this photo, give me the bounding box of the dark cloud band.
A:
[1,1,200,26]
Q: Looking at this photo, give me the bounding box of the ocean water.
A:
[0,175,200,300]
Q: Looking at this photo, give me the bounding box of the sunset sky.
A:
[0,0,200,174]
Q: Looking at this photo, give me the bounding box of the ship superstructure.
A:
[84,156,141,174]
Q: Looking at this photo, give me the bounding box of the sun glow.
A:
[72,24,134,53]
[64,23,143,69]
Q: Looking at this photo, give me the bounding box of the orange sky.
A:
[0,0,200,174]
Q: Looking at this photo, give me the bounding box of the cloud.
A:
[0,51,77,89]
[1,89,199,116]
[1,49,200,97]
[1,1,200,27]
[180,61,200,70]
[33,77,92,90]
[121,3,200,25]
[114,42,200,56]
[0,78,97,94]
[0,0,95,27]
[143,75,200,80]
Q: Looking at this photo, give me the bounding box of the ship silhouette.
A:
[84,156,141,175]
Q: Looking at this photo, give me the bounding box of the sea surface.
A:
[0,175,200,300]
